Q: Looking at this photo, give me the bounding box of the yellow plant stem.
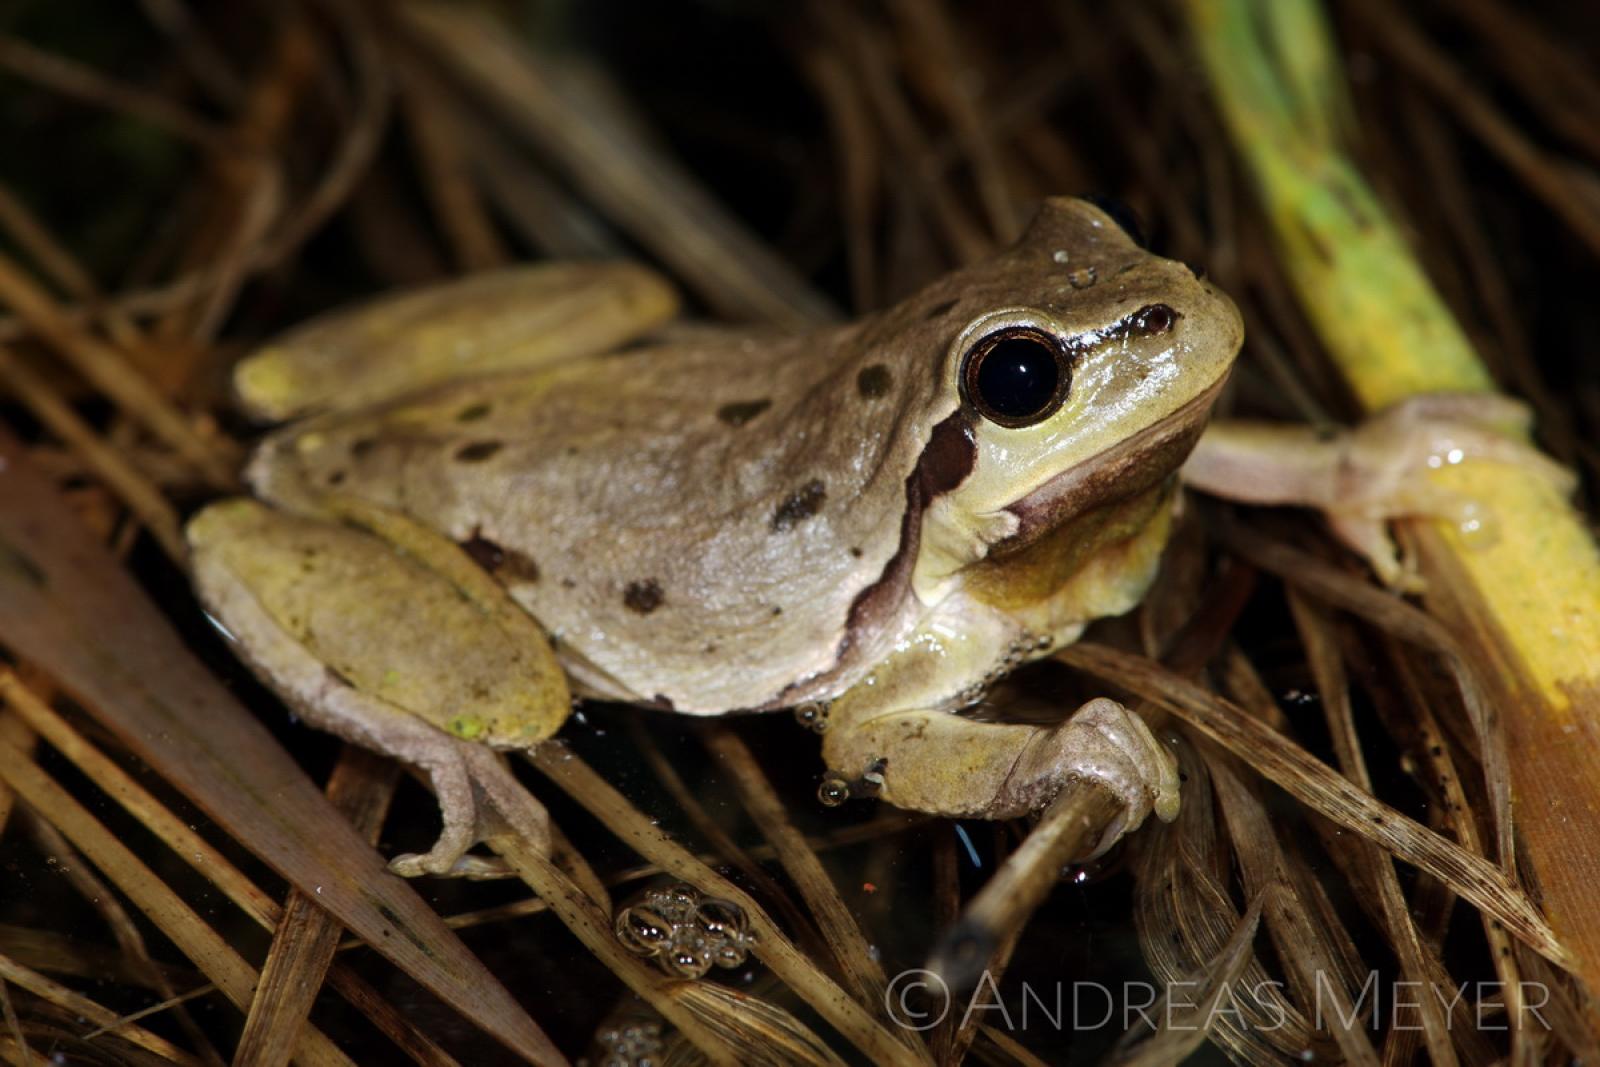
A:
[1185,0,1600,1003]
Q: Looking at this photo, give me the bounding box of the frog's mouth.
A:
[992,373,1230,556]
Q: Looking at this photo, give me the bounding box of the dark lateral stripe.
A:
[764,410,976,710]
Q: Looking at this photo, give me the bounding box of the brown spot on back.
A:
[771,479,827,531]
[499,551,540,584]
[717,399,771,426]
[459,532,541,583]
[459,533,506,571]
[856,364,892,399]
[623,579,664,614]
[455,441,503,462]
[456,402,492,422]
[350,438,375,458]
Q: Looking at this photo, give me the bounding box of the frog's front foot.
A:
[1185,393,1575,590]
[821,682,1180,854]
[1003,698,1180,855]
[388,738,552,879]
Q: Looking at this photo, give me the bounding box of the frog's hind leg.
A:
[232,261,679,421]
[818,635,1179,855]
[187,497,569,876]
[389,739,553,878]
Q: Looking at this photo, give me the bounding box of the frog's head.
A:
[907,196,1243,596]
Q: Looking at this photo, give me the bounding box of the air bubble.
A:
[794,700,831,733]
[818,777,851,807]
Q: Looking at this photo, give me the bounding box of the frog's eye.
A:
[960,326,1072,428]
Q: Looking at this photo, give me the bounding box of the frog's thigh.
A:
[233,261,679,420]
[188,497,569,747]
[821,672,1179,854]
[186,499,563,872]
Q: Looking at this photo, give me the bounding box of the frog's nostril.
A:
[1128,304,1179,336]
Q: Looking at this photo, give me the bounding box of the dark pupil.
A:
[975,337,1060,420]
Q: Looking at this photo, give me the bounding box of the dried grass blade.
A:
[254,0,391,268]
[487,825,735,1066]
[1184,0,1600,991]
[0,434,564,1067]
[401,1,836,327]
[0,739,354,1067]
[1218,524,1513,869]
[0,980,29,1067]
[0,951,202,1067]
[677,983,849,1067]
[0,345,184,561]
[701,726,888,1008]
[2,677,462,1065]
[0,183,100,307]
[926,781,1122,994]
[1205,756,1378,1064]
[971,1026,1050,1067]
[1109,891,1266,1067]
[1135,742,1311,1061]
[235,747,398,1067]
[631,722,817,949]
[22,815,225,1066]
[1437,0,1600,164]
[0,254,237,487]
[319,969,462,1067]
[812,3,989,267]
[796,45,881,312]
[1059,641,1569,969]
[1378,646,1543,1061]
[397,62,510,272]
[1342,0,1600,259]
[0,35,224,148]
[885,0,1018,240]
[530,745,931,1067]
[1289,593,1458,1064]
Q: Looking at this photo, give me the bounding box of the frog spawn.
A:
[614,883,752,979]
[593,1019,665,1067]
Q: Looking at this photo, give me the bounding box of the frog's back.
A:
[251,316,952,714]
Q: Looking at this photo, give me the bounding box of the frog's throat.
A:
[761,374,1225,712]
[994,372,1227,554]
[906,372,1226,608]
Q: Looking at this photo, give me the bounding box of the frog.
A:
[186,196,1546,878]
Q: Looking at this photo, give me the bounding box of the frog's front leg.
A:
[1184,393,1575,589]
[817,613,1179,855]
[186,498,570,876]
